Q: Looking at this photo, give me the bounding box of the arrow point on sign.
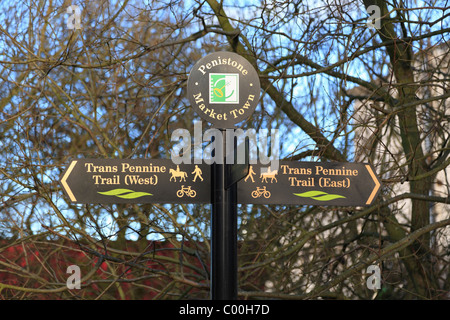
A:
[365,164,381,205]
[61,160,78,202]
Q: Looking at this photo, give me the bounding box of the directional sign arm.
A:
[238,161,382,206]
[61,160,77,202]
[365,165,381,205]
[59,159,212,204]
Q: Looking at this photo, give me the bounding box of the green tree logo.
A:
[209,73,239,104]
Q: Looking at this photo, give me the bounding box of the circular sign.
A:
[187,51,260,128]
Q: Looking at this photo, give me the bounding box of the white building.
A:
[351,41,449,238]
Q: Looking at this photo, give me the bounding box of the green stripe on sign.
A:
[293,191,346,201]
[98,189,153,199]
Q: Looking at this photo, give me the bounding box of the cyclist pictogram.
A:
[251,186,271,199]
[176,185,197,198]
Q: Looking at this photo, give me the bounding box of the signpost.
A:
[187,51,260,300]
[60,51,382,301]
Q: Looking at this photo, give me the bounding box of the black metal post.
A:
[211,130,238,300]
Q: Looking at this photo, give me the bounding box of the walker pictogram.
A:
[244,165,256,182]
[192,165,204,182]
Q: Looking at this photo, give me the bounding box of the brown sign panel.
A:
[237,161,381,206]
[187,51,261,128]
[60,159,210,204]
[61,159,381,206]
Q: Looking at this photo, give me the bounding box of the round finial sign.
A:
[187,51,260,128]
